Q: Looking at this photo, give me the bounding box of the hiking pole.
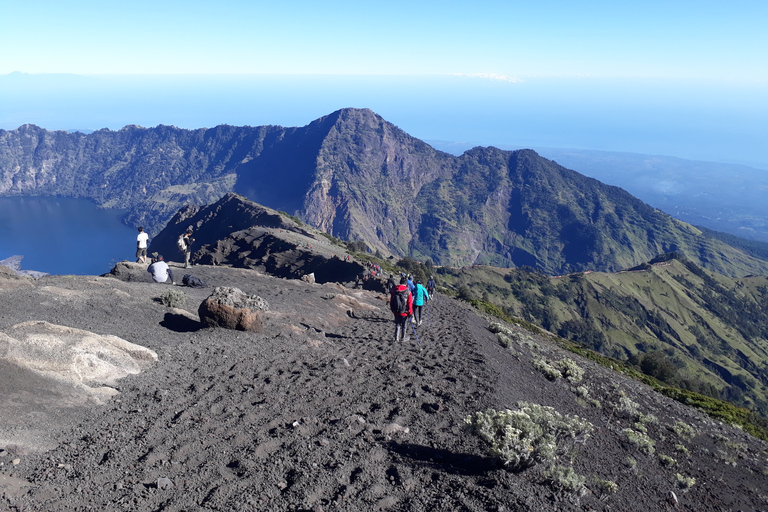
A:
[409,316,421,344]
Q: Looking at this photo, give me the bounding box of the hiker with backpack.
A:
[427,276,436,297]
[411,278,430,327]
[390,276,413,342]
[178,230,195,268]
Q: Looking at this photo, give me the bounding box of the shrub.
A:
[672,421,696,440]
[658,454,677,466]
[465,402,594,472]
[676,473,696,489]
[160,288,187,308]
[533,357,585,383]
[623,428,656,455]
[615,395,642,419]
[593,477,619,496]
[542,465,587,499]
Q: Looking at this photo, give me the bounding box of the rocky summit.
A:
[1,259,767,511]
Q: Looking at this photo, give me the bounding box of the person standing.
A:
[411,278,430,326]
[390,276,413,342]
[136,227,149,263]
[147,255,175,284]
[387,273,396,294]
[182,230,195,268]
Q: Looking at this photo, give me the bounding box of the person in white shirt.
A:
[136,227,150,263]
[147,255,175,284]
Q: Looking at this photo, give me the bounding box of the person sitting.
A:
[147,255,175,284]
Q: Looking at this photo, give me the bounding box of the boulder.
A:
[198,286,269,332]
[301,272,316,284]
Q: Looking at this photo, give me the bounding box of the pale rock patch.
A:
[1,321,157,400]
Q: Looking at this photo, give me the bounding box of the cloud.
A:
[452,73,523,83]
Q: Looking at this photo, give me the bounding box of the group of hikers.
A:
[135,226,195,285]
[388,273,437,342]
[137,225,439,343]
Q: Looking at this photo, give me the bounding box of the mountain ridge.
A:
[2,108,768,277]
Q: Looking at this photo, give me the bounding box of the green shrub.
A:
[615,395,642,419]
[658,454,677,466]
[533,357,585,383]
[676,473,696,489]
[672,421,696,440]
[465,402,594,472]
[160,288,187,308]
[593,477,619,495]
[623,428,656,455]
[542,465,587,499]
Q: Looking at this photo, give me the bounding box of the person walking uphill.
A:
[412,278,430,326]
[390,276,413,342]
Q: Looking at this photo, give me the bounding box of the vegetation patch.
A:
[623,428,656,455]
[541,464,588,500]
[160,288,187,308]
[533,357,585,384]
[465,402,593,472]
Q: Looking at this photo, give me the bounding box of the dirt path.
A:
[2,266,768,511]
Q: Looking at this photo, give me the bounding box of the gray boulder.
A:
[198,287,269,332]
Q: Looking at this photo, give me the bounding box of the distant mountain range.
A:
[429,142,768,244]
[2,108,768,277]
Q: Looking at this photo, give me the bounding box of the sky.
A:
[1,0,767,167]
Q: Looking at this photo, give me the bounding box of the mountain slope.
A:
[2,108,768,277]
[433,256,768,416]
[2,262,768,511]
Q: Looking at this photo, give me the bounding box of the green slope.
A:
[433,256,768,416]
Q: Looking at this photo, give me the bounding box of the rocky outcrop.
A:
[149,194,367,285]
[198,286,269,331]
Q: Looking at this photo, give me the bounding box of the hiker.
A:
[390,276,413,342]
[411,278,430,326]
[427,275,436,296]
[406,274,415,292]
[148,255,175,285]
[179,230,195,268]
[136,227,149,263]
[387,273,396,293]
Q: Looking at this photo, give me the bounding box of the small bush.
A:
[623,428,656,455]
[465,402,594,472]
[533,357,585,383]
[658,454,677,466]
[675,444,689,455]
[593,477,619,496]
[160,288,187,308]
[615,395,642,419]
[542,465,587,499]
[676,473,696,489]
[672,421,696,440]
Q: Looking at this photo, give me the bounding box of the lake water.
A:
[0,196,139,275]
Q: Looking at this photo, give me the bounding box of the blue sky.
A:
[1,0,767,167]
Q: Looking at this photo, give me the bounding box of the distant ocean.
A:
[0,196,138,275]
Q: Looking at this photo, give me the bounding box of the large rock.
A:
[198,286,269,332]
